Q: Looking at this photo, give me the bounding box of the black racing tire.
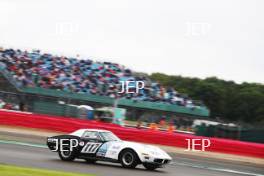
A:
[143,163,159,170]
[119,149,139,169]
[58,145,76,161]
[85,159,97,164]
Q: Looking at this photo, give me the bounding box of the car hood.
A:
[120,140,172,159]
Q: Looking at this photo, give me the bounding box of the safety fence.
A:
[22,87,209,117]
[0,110,263,158]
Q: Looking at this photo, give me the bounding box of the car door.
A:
[79,131,105,158]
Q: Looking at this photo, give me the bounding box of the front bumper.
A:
[142,155,171,166]
[153,158,171,165]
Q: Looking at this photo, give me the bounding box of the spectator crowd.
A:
[0,98,19,111]
[0,48,204,109]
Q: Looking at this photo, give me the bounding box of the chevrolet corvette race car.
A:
[47,129,172,170]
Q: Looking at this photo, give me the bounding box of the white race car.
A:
[47,129,172,170]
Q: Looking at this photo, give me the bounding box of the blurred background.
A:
[0,1,263,176]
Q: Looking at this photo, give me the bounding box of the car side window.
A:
[82,131,101,140]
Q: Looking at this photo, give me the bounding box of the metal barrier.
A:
[22,87,210,117]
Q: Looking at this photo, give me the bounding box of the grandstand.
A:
[0,47,209,121]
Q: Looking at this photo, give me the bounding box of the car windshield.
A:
[100,132,120,141]
[83,131,101,140]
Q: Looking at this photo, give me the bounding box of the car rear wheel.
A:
[143,163,159,170]
[58,145,76,161]
[119,149,139,169]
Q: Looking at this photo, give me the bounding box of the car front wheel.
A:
[119,149,139,169]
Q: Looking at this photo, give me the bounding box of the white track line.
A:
[170,161,264,176]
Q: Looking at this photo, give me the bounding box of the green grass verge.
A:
[0,164,95,176]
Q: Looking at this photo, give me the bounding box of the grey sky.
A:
[0,0,263,83]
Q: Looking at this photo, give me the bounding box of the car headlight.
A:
[144,150,161,156]
[141,153,150,156]
[142,149,162,156]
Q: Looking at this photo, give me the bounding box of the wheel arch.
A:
[118,147,143,163]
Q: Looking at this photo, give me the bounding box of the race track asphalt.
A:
[0,142,263,176]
